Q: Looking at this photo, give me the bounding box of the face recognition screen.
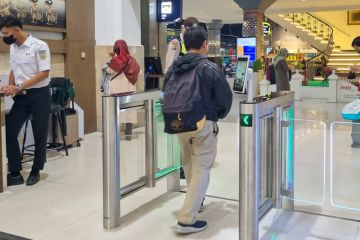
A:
[234,57,249,93]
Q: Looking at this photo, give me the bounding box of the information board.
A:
[157,0,182,22]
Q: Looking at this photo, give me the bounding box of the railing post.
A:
[328,70,338,103]
[290,70,303,101]
[102,96,121,229]
[145,99,156,188]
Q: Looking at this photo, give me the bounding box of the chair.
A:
[21,78,69,159]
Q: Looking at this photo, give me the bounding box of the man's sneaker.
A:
[177,220,208,234]
[180,167,186,179]
[7,173,24,186]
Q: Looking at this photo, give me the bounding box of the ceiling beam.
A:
[234,0,277,11]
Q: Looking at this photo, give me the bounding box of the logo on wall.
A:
[263,22,272,37]
[0,0,65,28]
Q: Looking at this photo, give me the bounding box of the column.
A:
[242,10,265,59]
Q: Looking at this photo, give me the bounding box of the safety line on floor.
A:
[179,191,238,202]
[285,209,360,223]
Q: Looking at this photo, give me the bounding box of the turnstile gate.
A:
[239,91,295,240]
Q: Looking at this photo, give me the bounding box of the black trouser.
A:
[6,86,51,173]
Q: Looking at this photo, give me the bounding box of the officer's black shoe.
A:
[7,173,24,186]
[180,167,186,180]
[26,172,40,186]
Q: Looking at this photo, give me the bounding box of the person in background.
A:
[1,16,51,186]
[352,36,360,54]
[164,17,199,73]
[274,48,290,91]
[106,40,140,140]
[163,26,232,234]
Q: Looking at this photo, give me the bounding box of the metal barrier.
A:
[102,91,180,229]
[239,91,295,240]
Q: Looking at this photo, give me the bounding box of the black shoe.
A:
[7,173,24,186]
[352,142,360,148]
[180,167,186,180]
[177,220,208,234]
[26,172,40,186]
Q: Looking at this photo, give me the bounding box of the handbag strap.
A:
[110,57,132,81]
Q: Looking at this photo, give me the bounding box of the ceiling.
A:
[183,0,243,24]
[182,0,360,24]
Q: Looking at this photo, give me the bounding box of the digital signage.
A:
[157,0,183,22]
[237,38,256,62]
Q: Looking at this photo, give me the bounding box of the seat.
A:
[21,78,69,159]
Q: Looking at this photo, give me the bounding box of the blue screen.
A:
[157,0,183,22]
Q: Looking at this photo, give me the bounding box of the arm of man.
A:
[8,71,15,86]
[207,64,233,119]
[2,43,51,96]
[164,39,180,74]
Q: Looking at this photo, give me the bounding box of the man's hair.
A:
[182,17,199,28]
[0,16,23,30]
[352,36,360,47]
[184,26,208,51]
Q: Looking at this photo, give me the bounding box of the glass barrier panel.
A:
[154,101,181,179]
[283,109,326,205]
[331,122,360,212]
[119,108,146,188]
[260,116,273,205]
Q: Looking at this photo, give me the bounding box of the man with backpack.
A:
[162,26,233,234]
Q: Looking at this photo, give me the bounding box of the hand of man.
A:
[1,85,19,97]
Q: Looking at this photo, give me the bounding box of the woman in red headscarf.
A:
[106,40,140,140]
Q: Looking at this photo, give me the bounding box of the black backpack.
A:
[162,60,207,134]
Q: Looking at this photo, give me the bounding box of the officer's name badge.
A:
[39,50,47,60]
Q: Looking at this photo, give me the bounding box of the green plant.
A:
[295,62,304,70]
[252,59,263,72]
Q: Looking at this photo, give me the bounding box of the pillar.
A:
[207,20,223,57]
[242,10,265,59]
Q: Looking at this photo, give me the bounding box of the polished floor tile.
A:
[0,98,360,240]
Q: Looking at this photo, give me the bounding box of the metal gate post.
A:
[145,99,156,188]
[239,104,260,240]
[102,96,121,229]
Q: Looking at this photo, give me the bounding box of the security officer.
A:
[0,16,51,186]
[164,17,199,73]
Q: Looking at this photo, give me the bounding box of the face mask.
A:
[3,35,16,45]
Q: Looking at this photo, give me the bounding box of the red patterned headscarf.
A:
[108,40,130,74]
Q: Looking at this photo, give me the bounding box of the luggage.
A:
[56,111,80,147]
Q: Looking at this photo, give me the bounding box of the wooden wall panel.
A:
[65,0,96,133]
[65,40,97,133]
[0,39,65,54]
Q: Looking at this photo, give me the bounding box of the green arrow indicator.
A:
[240,114,253,127]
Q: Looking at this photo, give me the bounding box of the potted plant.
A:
[252,59,263,96]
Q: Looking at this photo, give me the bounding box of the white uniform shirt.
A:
[10,35,51,89]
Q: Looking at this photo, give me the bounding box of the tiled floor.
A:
[1,97,360,240]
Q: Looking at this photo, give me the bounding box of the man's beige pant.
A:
[176,121,219,225]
